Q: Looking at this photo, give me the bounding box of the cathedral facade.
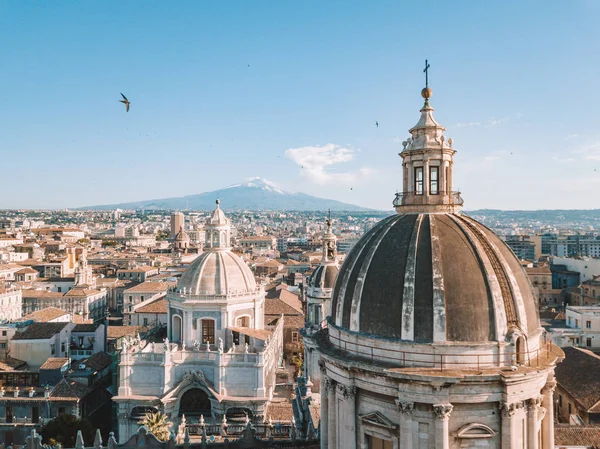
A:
[114,202,283,443]
[313,85,563,449]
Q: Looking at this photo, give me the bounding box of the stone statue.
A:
[121,338,128,352]
[218,338,224,353]
[164,337,170,352]
[244,342,249,353]
[206,341,211,352]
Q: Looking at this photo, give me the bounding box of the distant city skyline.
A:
[2,1,600,210]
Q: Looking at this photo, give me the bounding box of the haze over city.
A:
[2,1,600,210]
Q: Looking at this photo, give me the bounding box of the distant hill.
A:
[77,178,372,211]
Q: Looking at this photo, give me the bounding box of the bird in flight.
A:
[375,121,379,128]
[119,93,130,112]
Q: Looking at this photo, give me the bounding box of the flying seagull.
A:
[375,121,379,128]
[119,93,130,112]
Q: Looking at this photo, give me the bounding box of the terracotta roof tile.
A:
[12,322,69,340]
[22,307,69,323]
[556,346,600,412]
[40,358,69,370]
[554,424,600,447]
[135,298,167,314]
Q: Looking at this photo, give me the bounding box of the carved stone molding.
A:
[541,380,557,395]
[527,397,543,411]
[337,385,357,400]
[433,403,453,420]
[395,400,415,415]
[500,401,523,417]
[318,358,327,374]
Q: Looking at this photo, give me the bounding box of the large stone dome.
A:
[331,212,540,343]
[178,251,257,296]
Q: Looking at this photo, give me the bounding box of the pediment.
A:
[454,423,495,439]
[161,370,221,403]
[359,412,398,430]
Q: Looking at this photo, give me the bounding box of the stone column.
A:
[527,397,542,449]
[403,162,408,193]
[328,379,337,449]
[396,400,414,449]
[340,385,357,449]
[433,404,452,449]
[423,159,430,199]
[320,377,329,449]
[500,401,520,449]
[541,380,556,449]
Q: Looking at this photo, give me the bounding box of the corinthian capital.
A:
[500,401,522,417]
[541,380,557,395]
[433,403,453,420]
[395,400,415,414]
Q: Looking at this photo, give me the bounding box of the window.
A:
[414,167,424,195]
[141,296,144,302]
[429,166,439,195]
[6,406,13,423]
[559,395,562,407]
[61,342,65,353]
[568,403,572,415]
[576,319,579,328]
[587,338,592,347]
[292,332,299,342]
[78,337,84,346]
[2,331,7,336]
[128,296,133,303]
[58,407,65,415]
[367,435,393,449]
[31,407,39,424]
[57,287,62,293]
[202,319,215,344]
[587,321,592,329]
[0,343,5,349]
[143,318,148,326]
[51,344,55,355]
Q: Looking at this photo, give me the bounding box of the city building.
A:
[113,201,284,443]
[312,84,562,448]
[170,212,185,239]
[0,284,22,322]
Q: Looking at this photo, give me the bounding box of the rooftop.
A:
[22,307,70,323]
[12,322,69,340]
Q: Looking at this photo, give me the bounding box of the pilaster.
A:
[338,384,357,449]
[327,378,337,449]
[320,375,329,449]
[395,400,414,449]
[541,380,556,449]
[500,401,522,449]
[527,397,543,449]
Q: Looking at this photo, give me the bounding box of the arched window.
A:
[202,319,215,344]
[172,315,182,343]
[180,388,211,416]
[516,336,526,365]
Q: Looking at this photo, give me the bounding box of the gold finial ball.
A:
[421,87,432,99]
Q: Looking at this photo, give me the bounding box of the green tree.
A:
[40,414,95,447]
[138,412,172,441]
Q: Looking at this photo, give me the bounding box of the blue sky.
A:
[1,1,599,210]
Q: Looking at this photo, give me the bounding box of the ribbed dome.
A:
[331,213,540,343]
[178,251,256,296]
[308,264,339,290]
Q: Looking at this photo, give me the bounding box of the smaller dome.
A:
[308,264,339,290]
[178,251,257,296]
[175,227,190,242]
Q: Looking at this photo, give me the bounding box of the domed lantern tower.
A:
[313,66,563,449]
[302,213,340,389]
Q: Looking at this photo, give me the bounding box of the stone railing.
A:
[14,423,318,449]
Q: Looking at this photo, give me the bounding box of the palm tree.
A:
[138,412,172,442]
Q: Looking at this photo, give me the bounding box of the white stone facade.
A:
[113,202,284,443]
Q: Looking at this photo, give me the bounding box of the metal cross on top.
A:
[423,59,431,88]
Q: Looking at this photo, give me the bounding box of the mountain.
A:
[77,178,372,211]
